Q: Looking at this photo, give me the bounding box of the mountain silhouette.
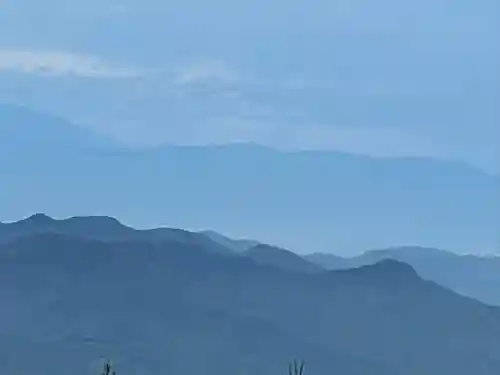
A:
[0,214,234,256]
[2,105,498,255]
[306,246,500,305]
[0,103,113,152]
[244,244,324,274]
[1,229,500,375]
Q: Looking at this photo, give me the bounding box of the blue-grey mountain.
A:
[1,218,500,375]
[306,247,500,306]
[1,104,498,255]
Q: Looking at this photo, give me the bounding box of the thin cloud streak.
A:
[0,50,141,78]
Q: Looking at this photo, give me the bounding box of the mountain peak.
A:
[247,243,289,254]
[370,258,419,275]
[335,259,420,284]
[66,215,124,226]
[0,104,116,154]
[24,213,55,223]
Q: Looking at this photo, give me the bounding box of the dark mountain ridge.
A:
[0,213,234,256]
[333,258,421,285]
[306,246,500,306]
[244,244,324,274]
[1,229,500,375]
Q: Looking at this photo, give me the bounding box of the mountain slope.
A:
[1,233,500,375]
[306,247,500,305]
[199,230,260,252]
[0,213,234,256]
[244,244,324,274]
[304,253,347,270]
[0,103,113,153]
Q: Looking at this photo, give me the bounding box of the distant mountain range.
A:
[306,246,500,306]
[1,215,500,375]
[2,104,499,255]
[0,103,115,152]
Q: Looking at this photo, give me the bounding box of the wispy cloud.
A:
[0,50,141,78]
[0,52,494,171]
[171,60,249,86]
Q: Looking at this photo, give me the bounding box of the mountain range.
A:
[3,213,500,306]
[0,213,233,256]
[1,214,500,375]
[2,104,499,255]
[306,246,500,306]
[2,1,498,373]
[1,0,498,178]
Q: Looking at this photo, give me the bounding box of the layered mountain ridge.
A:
[1,213,500,375]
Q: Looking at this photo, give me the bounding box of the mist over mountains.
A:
[2,0,498,373]
[2,104,499,255]
[1,214,500,375]
[2,0,499,174]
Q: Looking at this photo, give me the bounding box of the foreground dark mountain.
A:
[0,213,233,255]
[306,247,500,306]
[1,232,500,375]
[2,104,499,254]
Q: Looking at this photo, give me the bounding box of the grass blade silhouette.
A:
[288,360,305,375]
[101,361,116,375]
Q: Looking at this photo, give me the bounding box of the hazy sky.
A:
[0,0,499,172]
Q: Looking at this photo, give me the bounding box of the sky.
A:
[0,0,499,173]
[0,0,499,254]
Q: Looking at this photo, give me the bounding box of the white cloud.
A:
[0,52,483,168]
[172,60,248,86]
[0,50,140,78]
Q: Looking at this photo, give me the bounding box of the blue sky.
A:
[0,0,499,254]
[0,0,498,173]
